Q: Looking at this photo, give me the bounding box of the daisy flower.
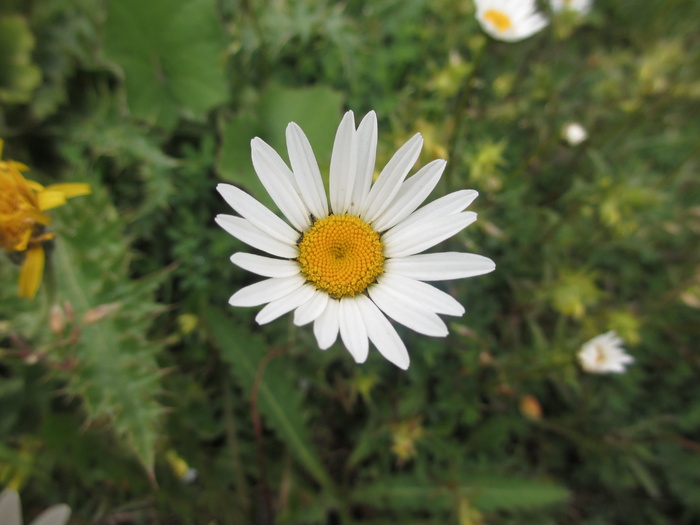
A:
[473,0,548,42]
[550,0,593,15]
[216,111,495,369]
[0,488,71,525]
[577,331,634,374]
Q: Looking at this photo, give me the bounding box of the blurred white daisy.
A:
[0,488,71,525]
[562,122,588,146]
[577,331,634,374]
[474,0,548,42]
[550,0,593,15]
[216,111,495,370]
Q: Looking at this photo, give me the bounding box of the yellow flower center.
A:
[484,9,512,33]
[297,214,384,298]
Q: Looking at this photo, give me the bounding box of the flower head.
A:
[474,0,548,42]
[216,111,495,369]
[0,139,90,298]
[550,0,593,15]
[577,331,634,374]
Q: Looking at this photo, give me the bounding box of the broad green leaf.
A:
[204,306,333,489]
[103,0,228,129]
[0,16,41,103]
[217,84,343,207]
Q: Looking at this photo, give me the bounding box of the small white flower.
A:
[577,331,634,374]
[474,0,548,42]
[216,111,495,370]
[550,0,593,15]
[562,122,588,146]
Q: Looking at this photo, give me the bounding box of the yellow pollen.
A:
[297,214,384,298]
[483,9,512,33]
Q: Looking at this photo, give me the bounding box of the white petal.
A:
[216,215,298,259]
[0,489,20,525]
[347,111,378,216]
[383,211,477,258]
[30,504,71,525]
[314,298,340,350]
[354,294,410,370]
[368,282,448,337]
[378,274,465,316]
[230,253,299,278]
[286,123,329,219]
[251,138,311,231]
[388,189,478,237]
[386,252,496,281]
[293,290,329,326]
[255,284,317,325]
[339,297,369,363]
[371,159,446,232]
[229,275,305,307]
[329,111,358,214]
[216,183,299,244]
[361,133,423,222]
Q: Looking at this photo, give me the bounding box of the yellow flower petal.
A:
[37,190,68,211]
[14,229,33,251]
[12,161,31,172]
[19,245,45,298]
[45,183,91,199]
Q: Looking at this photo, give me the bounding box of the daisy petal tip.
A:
[395,358,410,370]
[318,340,333,351]
[228,293,243,307]
[214,214,230,226]
[352,352,369,364]
[254,311,274,326]
[286,121,302,136]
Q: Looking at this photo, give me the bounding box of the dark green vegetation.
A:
[1,0,699,523]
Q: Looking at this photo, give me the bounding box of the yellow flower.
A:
[0,139,90,298]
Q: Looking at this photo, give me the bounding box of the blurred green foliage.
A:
[1,0,699,524]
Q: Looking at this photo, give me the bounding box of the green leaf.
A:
[351,473,569,512]
[28,0,104,119]
[0,15,41,103]
[203,306,333,490]
[49,181,166,472]
[217,84,344,207]
[103,0,228,129]
[465,473,570,511]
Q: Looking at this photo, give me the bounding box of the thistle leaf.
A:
[48,182,166,472]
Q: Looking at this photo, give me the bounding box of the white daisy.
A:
[577,331,634,374]
[550,0,593,15]
[473,0,548,42]
[216,111,495,370]
[0,488,71,525]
